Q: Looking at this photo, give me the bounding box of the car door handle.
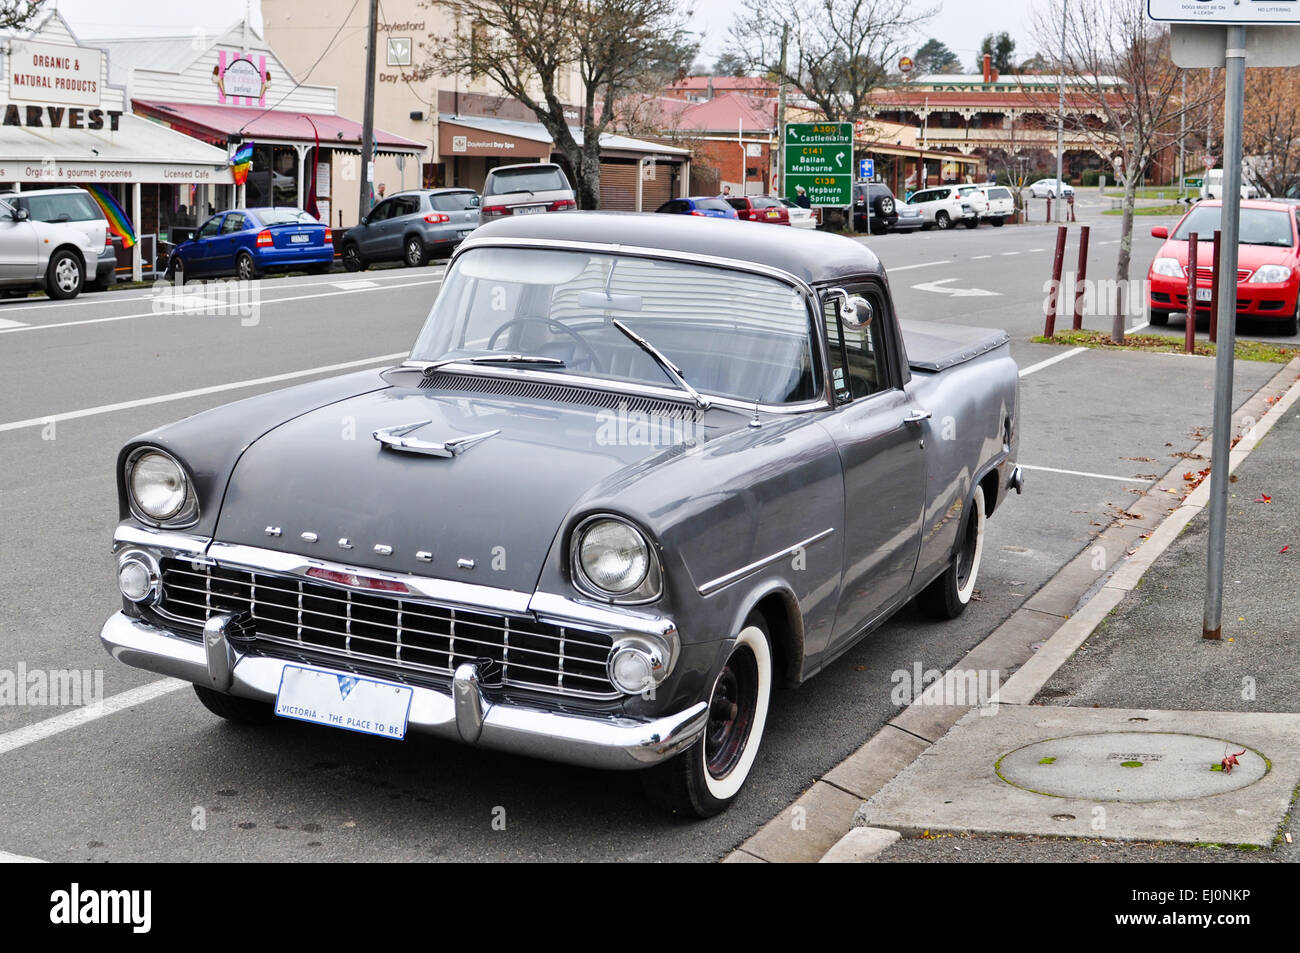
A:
[904,408,932,424]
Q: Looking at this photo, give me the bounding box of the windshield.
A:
[485,167,567,195]
[1172,206,1295,247]
[410,247,820,405]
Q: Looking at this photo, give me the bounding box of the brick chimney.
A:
[991,67,1000,83]
[982,54,992,84]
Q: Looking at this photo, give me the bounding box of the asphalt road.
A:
[0,203,1289,862]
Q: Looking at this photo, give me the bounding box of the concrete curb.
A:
[725,355,1300,863]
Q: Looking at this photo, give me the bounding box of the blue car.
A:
[167,207,333,280]
[654,196,739,219]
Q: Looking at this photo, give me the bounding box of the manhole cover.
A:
[996,732,1267,802]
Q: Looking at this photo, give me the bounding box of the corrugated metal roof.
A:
[134,100,426,153]
[0,111,230,164]
[439,114,690,156]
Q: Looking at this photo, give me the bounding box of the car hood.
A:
[211,382,713,592]
[1154,239,1298,271]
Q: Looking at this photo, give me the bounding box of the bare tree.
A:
[418,0,695,209]
[1032,0,1213,341]
[0,1,41,32]
[1243,69,1300,198]
[728,0,937,123]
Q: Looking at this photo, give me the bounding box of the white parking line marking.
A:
[0,318,27,329]
[972,254,992,259]
[0,850,45,863]
[1019,346,1088,377]
[331,280,381,290]
[1000,251,1020,256]
[1019,463,1153,484]
[0,352,407,434]
[1028,248,1045,252]
[0,678,187,758]
[885,261,947,272]
[0,279,441,336]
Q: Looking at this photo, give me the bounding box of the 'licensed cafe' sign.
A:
[6,40,103,107]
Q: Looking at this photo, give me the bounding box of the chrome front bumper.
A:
[100,611,708,771]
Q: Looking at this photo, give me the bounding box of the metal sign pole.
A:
[1202,24,1246,640]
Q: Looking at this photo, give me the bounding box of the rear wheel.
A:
[990,216,1005,227]
[236,250,258,281]
[1148,308,1171,326]
[45,249,83,300]
[963,217,979,229]
[935,211,952,230]
[918,484,986,620]
[193,685,275,725]
[404,236,427,267]
[641,614,772,818]
[1282,299,1299,337]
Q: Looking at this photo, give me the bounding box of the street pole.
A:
[1179,72,1186,199]
[1056,0,1066,223]
[777,22,788,198]
[358,0,379,223]
[1202,25,1246,641]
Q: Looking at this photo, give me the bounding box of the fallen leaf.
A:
[1254,494,1272,503]
[1281,545,1290,554]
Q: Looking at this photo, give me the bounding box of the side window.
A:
[822,286,890,404]
[369,199,393,222]
[220,213,245,234]
[198,216,223,238]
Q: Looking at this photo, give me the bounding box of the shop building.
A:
[263,0,689,215]
[0,10,236,279]
[89,18,426,232]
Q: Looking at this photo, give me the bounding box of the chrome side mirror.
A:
[827,288,874,330]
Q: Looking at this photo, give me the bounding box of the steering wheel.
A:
[486,318,603,373]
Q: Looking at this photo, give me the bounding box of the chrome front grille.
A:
[156,559,618,699]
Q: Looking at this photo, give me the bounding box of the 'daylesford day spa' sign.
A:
[6,40,103,108]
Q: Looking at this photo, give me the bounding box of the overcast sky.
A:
[53,0,1043,71]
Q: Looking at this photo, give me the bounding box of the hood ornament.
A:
[372,420,501,458]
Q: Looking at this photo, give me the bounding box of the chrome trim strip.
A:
[527,591,678,640]
[113,525,209,557]
[100,612,708,771]
[698,528,836,596]
[202,541,534,615]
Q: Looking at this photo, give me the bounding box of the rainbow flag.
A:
[83,184,136,249]
[230,141,253,185]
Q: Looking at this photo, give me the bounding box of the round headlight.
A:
[117,553,158,603]
[129,450,188,521]
[609,646,656,694]
[578,519,649,595]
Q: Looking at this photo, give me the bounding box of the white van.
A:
[1201,169,1260,201]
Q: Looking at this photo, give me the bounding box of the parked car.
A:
[343,188,480,271]
[853,182,899,233]
[978,184,1015,226]
[953,185,989,228]
[906,186,976,230]
[100,212,1023,817]
[479,163,576,224]
[1200,168,1261,201]
[1028,178,1074,199]
[0,197,99,300]
[0,187,116,290]
[1147,199,1300,335]
[778,198,817,229]
[166,207,333,280]
[654,196,738,219]
[725,194,790,225]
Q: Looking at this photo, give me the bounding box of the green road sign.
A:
[785,122,853,207]
[1184,176,1203,189]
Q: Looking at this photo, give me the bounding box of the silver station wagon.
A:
[102,213,1023,817]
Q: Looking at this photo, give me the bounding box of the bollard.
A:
[1073,225,1090,330]
[1185,232,1198,354]
[1209,230,1222,344]
[1068,195,1076,223]
[1045,197,1052,223]
[1044,224,1069,337]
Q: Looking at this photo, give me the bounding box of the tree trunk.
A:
[1112,169,1140,343]
[577,137,603,210]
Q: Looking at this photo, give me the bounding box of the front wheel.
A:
[935,211,952,230]
[46,249,83,300]
[641,615,772,818]
[918,483,986,620]
[342,243,366,272]
[1148,309,1171,326]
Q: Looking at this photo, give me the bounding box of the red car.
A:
[724,194,791,225]
[1147,199,1300,335]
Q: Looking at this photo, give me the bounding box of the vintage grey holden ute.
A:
[101,213,1022,816]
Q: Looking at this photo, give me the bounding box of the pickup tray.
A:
[899,320,1011,373]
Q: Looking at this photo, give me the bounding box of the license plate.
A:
[1196,287,1213,302]
[290,233,310,244]
[767,211,780,219]
[515,205,545,215]
[275,664,413,739]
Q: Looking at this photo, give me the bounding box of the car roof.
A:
[488,162,563,173]
[465,211,883,285]
[1190,199,1298,211]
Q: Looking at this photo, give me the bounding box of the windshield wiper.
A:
[611,319,710,410]
[420,354,566,374]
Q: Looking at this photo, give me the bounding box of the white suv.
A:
[963,184,1015,226]
[905,186,976,230]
